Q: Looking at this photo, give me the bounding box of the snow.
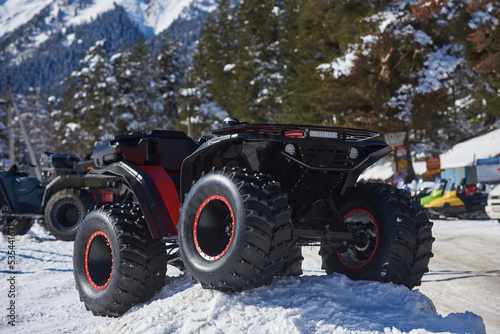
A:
[439,128,500,169]
[468,8,499,30]
[0,0,52,36]
[317,35,380,80]
[359,159,394,181]
[366,11,401,33]
[413,45,464,94]
[1,220,496,333]
[317,44,359,79]
[413,30,433,46]
[224,63,236,72]
[359,128,500,181]
[0,0,201,39]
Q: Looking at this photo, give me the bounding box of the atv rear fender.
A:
[90,130,199,239]
[86,163,180,239]
[42,175,107,210]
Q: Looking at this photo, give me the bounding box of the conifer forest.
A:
[0,0,499,161]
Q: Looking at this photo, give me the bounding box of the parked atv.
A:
[0,165,44,235]
[424,179,489,219]
[39,152,102,241]
[73,119,434,317]
[0,153,118,240]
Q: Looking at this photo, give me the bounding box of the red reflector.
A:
[92,190,114,203]
[100,190,114,203]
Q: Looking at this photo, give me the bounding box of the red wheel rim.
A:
[337,208,379,270]
[85,231,113,290]
[193,195,235,261]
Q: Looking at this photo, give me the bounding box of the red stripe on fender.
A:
[139,165,181,235]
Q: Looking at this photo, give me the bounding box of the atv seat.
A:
[150,130,199,191]
[93,130,198,192]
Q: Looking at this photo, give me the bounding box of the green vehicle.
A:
[420,178,446,206]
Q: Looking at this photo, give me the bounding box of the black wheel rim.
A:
[85,231,113,290]
[54,202,81,228]
[193,195,235,261]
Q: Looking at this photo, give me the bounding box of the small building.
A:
[440,166,477,185]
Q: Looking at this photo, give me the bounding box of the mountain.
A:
[0,0,216,95]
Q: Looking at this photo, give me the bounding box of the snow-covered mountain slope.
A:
[0,0,215,94]
[0,0,52,37]
[0,0,204,38]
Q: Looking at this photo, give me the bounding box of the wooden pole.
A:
[186,102,192,138]
[6,84,14,168]
[5,82,42,179]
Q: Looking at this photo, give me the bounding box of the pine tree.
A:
[274,0,302,123]
[464,0,500,122]
[192,0,239,115]
[157,36,185,129]
[281,0,379,126]
[51,40,115,156]
[112,37,175,133]
[232,0,284,122]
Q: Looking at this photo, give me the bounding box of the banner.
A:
[425,157,441,175]
[384,132,406,149]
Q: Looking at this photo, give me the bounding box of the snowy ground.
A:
[1,219,498,334]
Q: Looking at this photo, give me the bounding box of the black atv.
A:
[73,119,434,317]
[0,153,119,240]
[0,165,44,235]
[39,152,102,241]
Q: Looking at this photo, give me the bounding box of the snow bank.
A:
[0,224,487,334]
[439,128,500,169]
[95,273,485,334]
[359,159,394,181]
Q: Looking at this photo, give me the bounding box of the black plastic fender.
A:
[86,162,180,239]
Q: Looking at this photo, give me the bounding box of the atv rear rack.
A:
[212,124,379,142]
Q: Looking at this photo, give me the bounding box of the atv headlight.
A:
[348,147,359,160]
[285,143,296,156]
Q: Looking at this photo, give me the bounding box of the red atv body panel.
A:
[138,165,180,237]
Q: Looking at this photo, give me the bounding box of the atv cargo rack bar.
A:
[212,124,379,142]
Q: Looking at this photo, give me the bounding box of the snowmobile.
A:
[424,179,489,219]
[72,118,434,317]
[420,178,446,206]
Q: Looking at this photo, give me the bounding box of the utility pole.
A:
[0,91,14,167]
[2,80,42,179]
[179,88,198,138]
[186,101,192,138]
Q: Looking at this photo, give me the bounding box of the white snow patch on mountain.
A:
[0,0,199,38]
[0,0,53,36]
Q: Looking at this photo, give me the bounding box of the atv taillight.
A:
[92,190,114,203]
